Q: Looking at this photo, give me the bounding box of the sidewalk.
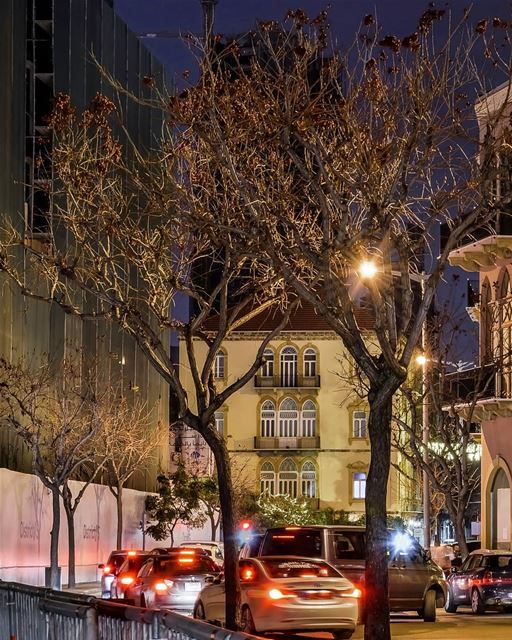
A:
[61,581,101,597]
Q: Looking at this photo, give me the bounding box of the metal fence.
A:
[0,581,257,640]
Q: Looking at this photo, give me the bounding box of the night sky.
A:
[115,0,511,84]
[114,0,511,364]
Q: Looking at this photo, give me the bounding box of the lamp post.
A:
[359,261,430,547]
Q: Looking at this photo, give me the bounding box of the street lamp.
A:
[359,260,431,547]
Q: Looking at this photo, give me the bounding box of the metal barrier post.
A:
[84,606,98,640]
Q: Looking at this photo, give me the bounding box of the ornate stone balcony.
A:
[253,436,320,450]
[254,375,320,390]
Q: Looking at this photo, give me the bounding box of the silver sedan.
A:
[193,556,360,639]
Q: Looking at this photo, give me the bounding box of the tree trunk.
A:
[364,385,394,640]
[209,512,218,541]
[49,486,61,589]
[62,484,76,587]
[116,486,123,549]
[211,436,240,630]
[452,509,468,558]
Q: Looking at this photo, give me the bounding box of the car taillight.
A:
[103,565,112,575]
[268,588,296,600]
[127,551,137,557]
[482,571,493,584]
[340,588,363,599]
[155,580,174,592]
[120,576,134,585]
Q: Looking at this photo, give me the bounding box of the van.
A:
[246,525,447,622]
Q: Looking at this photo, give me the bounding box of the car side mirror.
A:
[204,575,215,584]
[98,563,105,569]
[213,573,224,584]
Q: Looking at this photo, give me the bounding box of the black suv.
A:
[246,525,447,622]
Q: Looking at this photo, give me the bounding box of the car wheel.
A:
[422,589,437,622]
[240,606,256,634]
[331,631,354,640]
[194,601,206,621]
[471,589,485,615]
[445,588,458,613]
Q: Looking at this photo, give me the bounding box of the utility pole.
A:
[201,0,218,45]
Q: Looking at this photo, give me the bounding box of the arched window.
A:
[279,398,298,437]
[301,461,317,498]
[303,348,317,378]
[499,270,512,398]
[260,400,276,438]
[278,458,298,497]
[481,278,492,363]
[260,461,276,495]
[301,400,317,437]
[261,348,274,378]
[280,346,298,387]
[214,350,226,379]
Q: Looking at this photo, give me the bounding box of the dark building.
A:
[0,0,170,488]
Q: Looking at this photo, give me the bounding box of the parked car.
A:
[445,549,512,614]
[98,550,144,598]
[248,525,447,621]
[124,550,221,611]
[110,552,155,599]
[194,556,360,639]
[179,541,224,567]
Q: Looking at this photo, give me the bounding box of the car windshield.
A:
[261,559,340,578]
[261,530,323,557]
[154,557,217,575]
[485,555,512,570]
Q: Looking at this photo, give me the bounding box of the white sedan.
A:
[193,556,360,639]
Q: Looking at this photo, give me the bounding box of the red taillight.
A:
[127,550,137,557]
[482,571,493,584]
[341,587,362,599]
[179,549,195,555]
[103,565,112,575]
[155,579,174,592]
[241,568,255,581]
[120,576,134,585]
[178,557,194,564]
[268,588,296,600]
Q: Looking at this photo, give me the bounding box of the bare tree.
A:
[0,85,297,630]
[1,7,510,634]
[0,357,104,588]
[394,361,484,559]
[135,10,509,638]
[99,397,159,549]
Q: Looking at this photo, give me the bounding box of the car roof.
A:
[265,525,367,533]
[469,549,512,556]
[180,541,223,547]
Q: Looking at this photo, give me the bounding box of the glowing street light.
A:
[359,260,378,279]
[416,354,427,367]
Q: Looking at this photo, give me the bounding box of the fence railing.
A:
[0,580,257,640]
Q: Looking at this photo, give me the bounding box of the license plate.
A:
[184,582,201,592]
[302,591,333,599]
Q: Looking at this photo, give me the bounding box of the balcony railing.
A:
[254,374,321,389]
[254,436,320,450]
[445,363,512,401]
